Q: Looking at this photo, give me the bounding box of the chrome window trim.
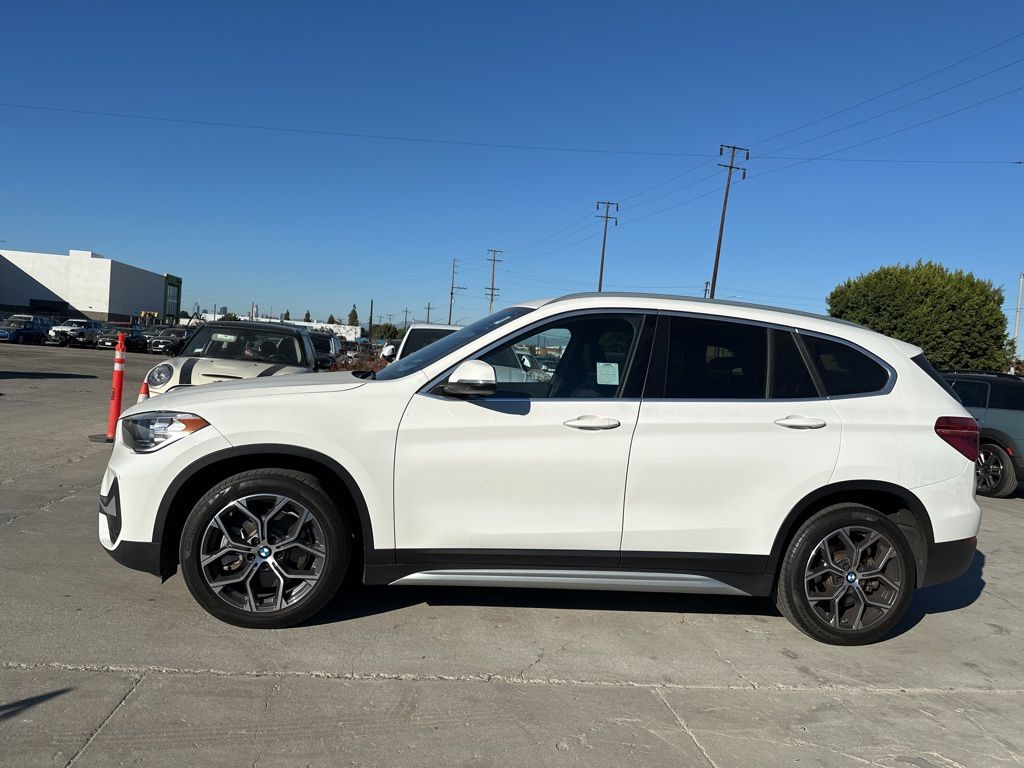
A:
[641,309,896,402]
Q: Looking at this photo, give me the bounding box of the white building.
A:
[0,248,181,322]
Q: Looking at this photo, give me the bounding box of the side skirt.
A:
[363,549,773,596]
[389,569,751,595]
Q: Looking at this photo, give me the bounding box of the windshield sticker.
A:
[596,362,619,386]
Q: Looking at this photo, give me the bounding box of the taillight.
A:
[935,417,979,462]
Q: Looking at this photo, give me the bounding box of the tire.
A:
[15,334,25,345]
[977,444,1017,498]
[775,503,916,645]
[180,469,351,628]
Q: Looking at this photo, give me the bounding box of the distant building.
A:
[0,248,181,323]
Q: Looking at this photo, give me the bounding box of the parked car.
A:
[148,327,190,355]
[308,331,343,364]
[97,327,149,353]
[100,293,979,645]
[47,318,104,347]
[140,321,332,396]
[141,325,169,350]
[383,323,459,362]
[941,371,1024,498]
[0,317,46,344]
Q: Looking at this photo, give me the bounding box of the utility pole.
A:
[425,302,434,323]
[595,201,619,292]
[368,299,374,342]
[703,281,710,299]
[403,308,410,328]
[1013,272,1024,373]
[485,249,503,313]
[709,144,749,300]
[447,258,466,324]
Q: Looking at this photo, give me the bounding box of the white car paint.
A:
[100,292,980,617]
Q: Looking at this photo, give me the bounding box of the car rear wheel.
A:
[976,444,1017,498]
[180,469,350,628]
[775,504,915,645]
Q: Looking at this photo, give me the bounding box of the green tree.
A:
[371,322,400,340]
[219,312,240,321]
[282,309,291,321]
[303,309,312,323]
[327,313,337,324]
[348,305,359,326]
[827,260,1011,371]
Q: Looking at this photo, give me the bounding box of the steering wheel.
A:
[263,353,289,364]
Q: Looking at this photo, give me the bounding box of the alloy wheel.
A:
[976,449,1003,494]
[199,494,327,613]
[803,525,904,632]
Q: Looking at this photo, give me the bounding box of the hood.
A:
[123,370,366,417]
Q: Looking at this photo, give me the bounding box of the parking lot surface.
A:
[2,344,1023,767]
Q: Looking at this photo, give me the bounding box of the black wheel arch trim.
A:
[767,480,935,586]
[154,444,385,579]
[979,428,1019,461]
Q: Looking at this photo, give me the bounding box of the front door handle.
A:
[775,415,827,430]
[564,415,621,431]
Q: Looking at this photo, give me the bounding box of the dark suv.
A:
[942,371,1024,497]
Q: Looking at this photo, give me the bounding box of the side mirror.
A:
[443,360,497,398]
[315,354,334,371]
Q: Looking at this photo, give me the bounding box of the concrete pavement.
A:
[1,344,1022,767]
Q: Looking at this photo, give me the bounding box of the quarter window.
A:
[477,313,647,399]
[800,335,889,396]
[661,317,768,399]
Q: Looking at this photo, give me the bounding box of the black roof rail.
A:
[939,369,1022,379]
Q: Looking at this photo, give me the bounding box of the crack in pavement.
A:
[63,673,144,768]
[653,688,719,768]
[0,493,78,529]
[8,659,1023,695]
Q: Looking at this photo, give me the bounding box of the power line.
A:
[0,100,709,158]
[752,29,1024,147]
[757,54,1024,158]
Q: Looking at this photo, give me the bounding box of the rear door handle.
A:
[774,415,827,430]
[564,415,621,431]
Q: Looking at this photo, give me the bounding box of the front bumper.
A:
[98,419,233,578]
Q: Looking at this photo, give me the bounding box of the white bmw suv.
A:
[99,293,980,645]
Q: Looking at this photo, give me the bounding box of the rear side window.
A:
[989,383,1024,411]
[770,330,818,399]
[800,335,889,396]
[950,379,989,408]
[661,317,768,399]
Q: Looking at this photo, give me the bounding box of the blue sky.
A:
[3,2,1022,328]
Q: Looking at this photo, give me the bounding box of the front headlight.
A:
[147,363,174,387]
[122,412,209,453]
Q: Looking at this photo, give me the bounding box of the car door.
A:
[622,315,843,564]
[393,311,655,558]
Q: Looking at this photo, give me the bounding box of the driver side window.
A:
[478,313,648,399]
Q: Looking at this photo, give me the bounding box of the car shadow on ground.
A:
[889,550,986,638]
[309,551,987,636]
[0,371,98,380]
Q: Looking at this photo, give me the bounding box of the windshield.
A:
[375,306,535,380]
[4,319,30,328]
[160,328,186,338]
[181,326,307,366]
[63,320,88,328]
[401,327,457,357]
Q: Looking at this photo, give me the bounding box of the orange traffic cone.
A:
[137,381,150,404]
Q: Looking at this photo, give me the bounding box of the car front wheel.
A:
[775,504,915,645]
[180,469,350,628]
